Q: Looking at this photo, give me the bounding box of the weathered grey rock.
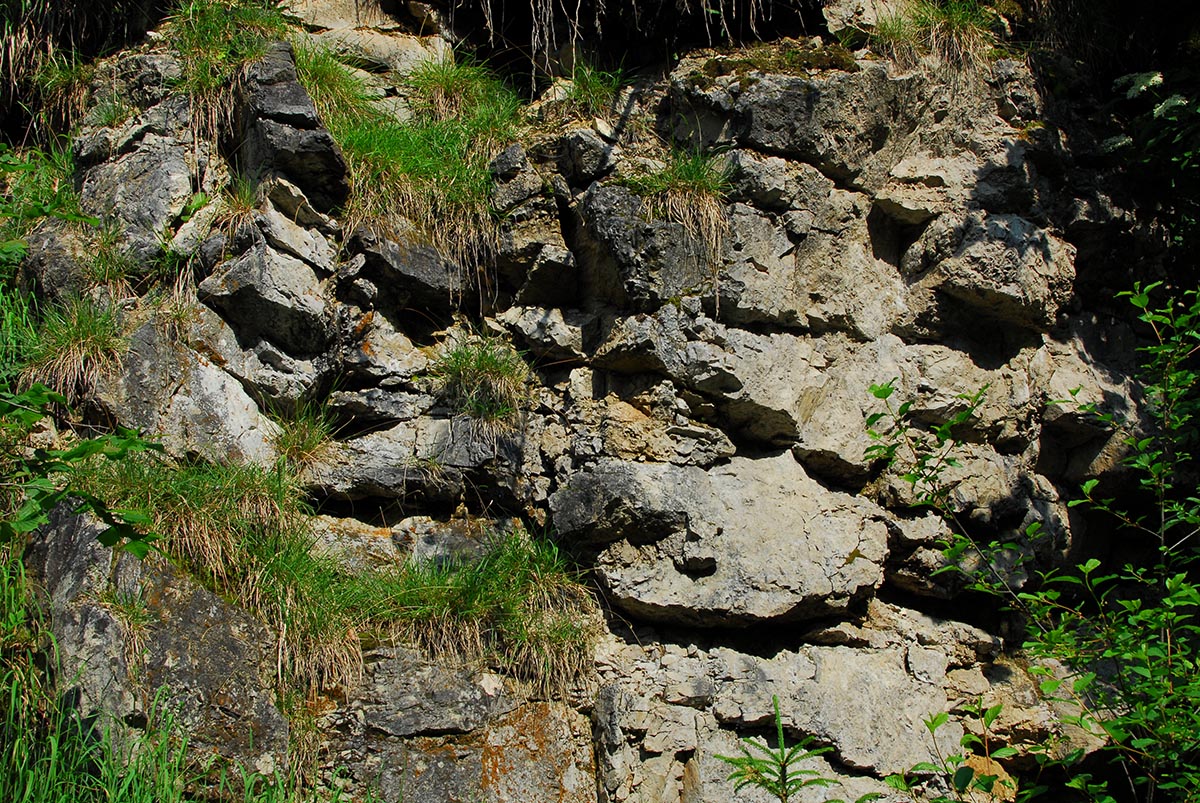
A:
[19,219,91,301]
[339,307,430,383]
[326,388,435,423]
[236,42,348,212]
[577,185,712,310]
[498,306,590,362]
[192,306,331,407]
[27,509,288,771]
[343,227,463,315]
[355,647,519,737]
[325,696,595,803]
[78,128,196,260]
[305,416,539,509]
[198,240,332,355]
[901,212,1076,332]
[94,321,278,464]
[594,304,829,445]
[563,127,620,182]
[308,27,449,74]
[551,453,889,625]
[822,0,904,37]
[256,205,336,271]
[669,61,926,189]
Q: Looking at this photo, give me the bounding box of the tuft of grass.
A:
[619,147,730,264]
[354,529,599,698]
[294,46,523,272]
[554,59,625,122]
[871,0,996,70]
[97,584,153,667]
[269,398,337,470]
[0,143,83,251]
[429,333,529,423]
[22,296,125,404]
[161,0,289,144]
[32,50,94,130]
[0,285,37,382]
[214,175,261,237]
[84,223,138,296]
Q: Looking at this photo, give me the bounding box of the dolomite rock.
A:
[94,321,278,465]
[901,212,1076,332]
[550,453,889,625]
[78,125,196,262]
[821,0,904,37]
[26,509,289,771]
[193,305,331,407]
[669,61,927,189]
[198,239,332,355]
[235,42,348,212]
[577,185,712,311]
[343,226,463,316]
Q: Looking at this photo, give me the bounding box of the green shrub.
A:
[866,284,1200,801]
[429,333,529,422]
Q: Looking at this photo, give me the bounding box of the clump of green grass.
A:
[0,286,37,382]
[355,529,599,698]
[547,59,625,122]
[872,0,996,70]
[22,296,125,404]
[214,174,260,238]
[0,143,82,252]
[161,0,289,143]
[619,147,730,263]
[269,398,337,469]
[429,333,529,423]
[84,223,138,296]
[294,46,523,271]
[32,50,94,130]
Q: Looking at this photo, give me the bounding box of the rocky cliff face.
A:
[22,1,1150,801]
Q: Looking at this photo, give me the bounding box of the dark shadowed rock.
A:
[235,42,348,213]
[26,508,289,772]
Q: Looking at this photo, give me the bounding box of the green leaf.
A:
[952,765,975,793]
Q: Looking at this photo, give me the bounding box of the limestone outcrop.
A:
[16,4,1153,801]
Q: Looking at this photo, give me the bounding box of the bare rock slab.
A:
[550,453,889,626]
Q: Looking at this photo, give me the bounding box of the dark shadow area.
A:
[444,0,826,86]
[1,1,173,142]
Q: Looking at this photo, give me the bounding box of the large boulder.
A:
[550,453,889,626]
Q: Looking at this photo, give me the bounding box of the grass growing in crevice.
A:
[0,143,84,254]
[429,333,530,424]
[871,0,997,70]
[351,530,599,699]
[269,397,337,471]
[72,453,599,701]
[160,0,289,145]
[21,295,126,404]
[293,45,524,273]
[619,147,730,265]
